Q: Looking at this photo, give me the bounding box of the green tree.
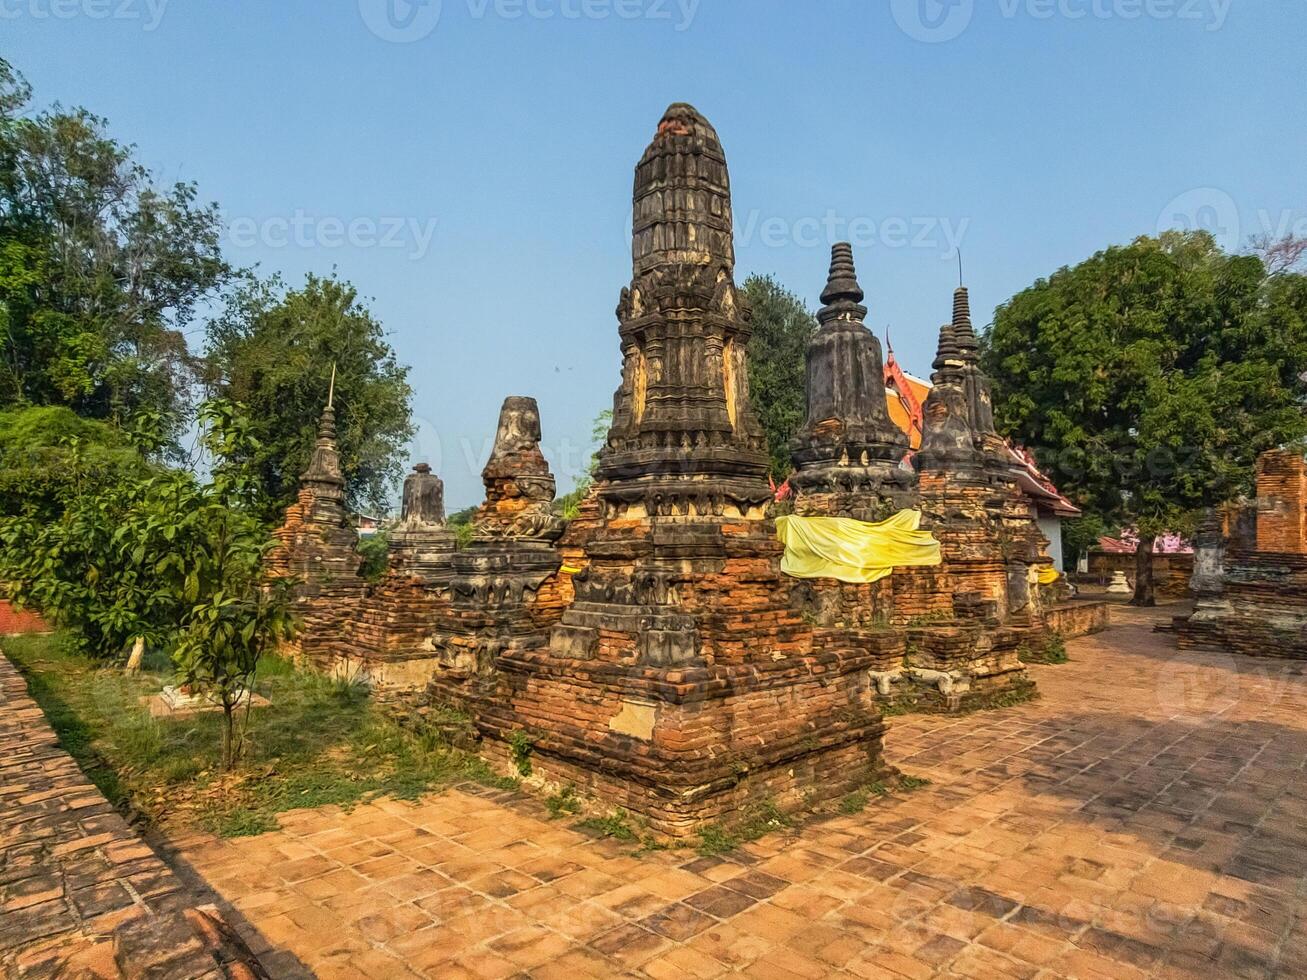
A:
[0,400,296,767]
[983,231,1307,604]
[168,401,296,768]
[204,272,414,522]
[0,60,229,444]
[554,409,612,519]
[744,274,817,479]
[0,405,144,521]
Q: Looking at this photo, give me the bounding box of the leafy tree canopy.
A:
[0,405,148,520]
[744,274,817,479]
[984,230,1307,544]
[0,59,229,446]
[0,400,296,767]
[204,272,414,522]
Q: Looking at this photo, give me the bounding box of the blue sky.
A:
[8,0,1305,508]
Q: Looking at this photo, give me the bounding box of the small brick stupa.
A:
[425,396,566,708]
[910,287,1050,692]
[790,243,915,521]
[343,463,457,687]
[268,395,367,668]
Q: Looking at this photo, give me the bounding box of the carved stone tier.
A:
[791,244,915,519]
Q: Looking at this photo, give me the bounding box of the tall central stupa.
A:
[597,103,771,516]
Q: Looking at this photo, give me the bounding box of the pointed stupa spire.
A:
[817,242,868,325]
[952,286,979,362]
[301,384,344,489]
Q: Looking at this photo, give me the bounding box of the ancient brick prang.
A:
[424,106,895,839]
[268,401,367,670]
[598,103,771,519]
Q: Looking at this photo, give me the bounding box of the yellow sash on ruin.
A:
[775,510,942,585]
[1037,566,1062,586]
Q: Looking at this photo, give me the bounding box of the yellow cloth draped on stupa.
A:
[775,510,942,585]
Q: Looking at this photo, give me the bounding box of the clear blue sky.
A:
[9,0,1304,509]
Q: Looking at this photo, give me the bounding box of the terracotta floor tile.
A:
[138,605,1307,980]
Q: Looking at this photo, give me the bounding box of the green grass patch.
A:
[1019,634,1070,665]
[576,808,638,842]
[696,799,792,857]
[545,785,582,820]
[3,632,506,838]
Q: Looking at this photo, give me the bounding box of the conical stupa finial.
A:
[932,324,962,384]
[818,243,868,325]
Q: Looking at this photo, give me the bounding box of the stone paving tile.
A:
[170,605,1307,978]
[0,650,267,978]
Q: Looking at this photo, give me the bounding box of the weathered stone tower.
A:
[790,243,915,520]
[441,105,894,839]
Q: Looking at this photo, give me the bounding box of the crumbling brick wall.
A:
[1256,449,1307,555]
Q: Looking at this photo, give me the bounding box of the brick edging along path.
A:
[0,649,263,979]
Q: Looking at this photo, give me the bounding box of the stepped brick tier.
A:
[1178,449,1307,659]
[267,401,367,671]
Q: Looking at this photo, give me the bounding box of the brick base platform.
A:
[0,650,266,979]
[172,606,1307,978]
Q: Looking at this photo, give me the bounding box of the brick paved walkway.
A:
[165,605,1307,978]
[0,651,261,979]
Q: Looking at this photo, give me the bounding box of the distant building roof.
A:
[883,347,1081,519]
[1096,531,1192,555]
